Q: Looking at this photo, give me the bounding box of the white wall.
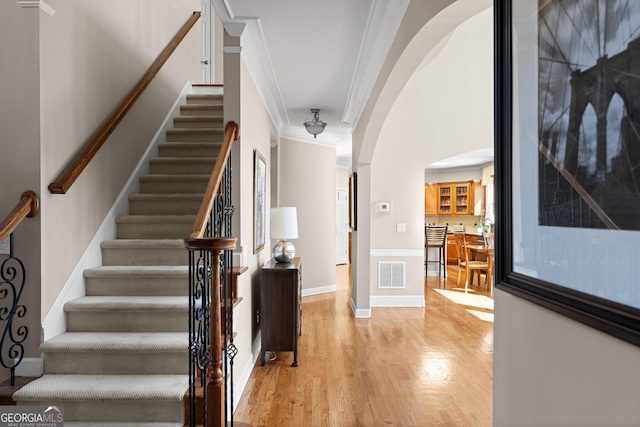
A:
[227,56,276,402]
[38,0,201,319]
[0,2,44,376]
[279,139,337,295]
[365,6,493,306]
[350,0,491,315]
[494,290,640,426]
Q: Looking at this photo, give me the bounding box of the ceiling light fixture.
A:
[303,109,327,138]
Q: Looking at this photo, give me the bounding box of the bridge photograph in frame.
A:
[496,0,640,349]
[537,0,640,231]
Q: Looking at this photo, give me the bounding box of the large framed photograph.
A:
[496,0,640,346]
[253,149,266,253]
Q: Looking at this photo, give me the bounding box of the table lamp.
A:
[270,207,298,263]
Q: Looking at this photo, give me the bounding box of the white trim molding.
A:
[350,298,371,318]
[370,248,423,257]
[236,17,287,133]
[370,295,425,308]
[342,0,410,128]
[302,284,337,297]
[280,125,340,146]
[18,0,55,16]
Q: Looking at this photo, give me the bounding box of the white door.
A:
[200,0,213,83]
[336,189,349,265]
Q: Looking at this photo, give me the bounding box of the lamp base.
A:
[273,240,295,263]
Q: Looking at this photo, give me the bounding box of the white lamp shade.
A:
[270,207,298,239]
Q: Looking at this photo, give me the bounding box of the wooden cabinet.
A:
[260,257,302,367]
[437,185,453,214]
[424,184,438,215]
[433,181,485,216]
[453,183,471,215]
[472,182,486,216]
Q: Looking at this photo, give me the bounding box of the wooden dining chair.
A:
[425,225,448,278]
[453,233,489,292]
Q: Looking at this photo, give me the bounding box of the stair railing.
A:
[48,11,202,195]
[0,190,39,385]
[185,121,239,427]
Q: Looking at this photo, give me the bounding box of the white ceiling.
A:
[213,0,493,170]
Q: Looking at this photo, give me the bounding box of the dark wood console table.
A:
[260,257,302,366]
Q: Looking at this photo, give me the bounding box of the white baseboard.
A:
[232,335,261,413]
[350,298,371,318]
[370,295,425,307]
[15,357,43,377]
[42,81,195,341]
[302,284,337,297]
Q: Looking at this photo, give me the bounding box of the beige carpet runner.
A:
[13,92,224,426]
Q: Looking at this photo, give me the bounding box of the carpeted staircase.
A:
[13,92,224,426]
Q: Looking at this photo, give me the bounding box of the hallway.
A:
[234,266,493,426]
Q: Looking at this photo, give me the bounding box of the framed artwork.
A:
[496,0,640,346]
[349,172,357,231]
[253,149,266,253]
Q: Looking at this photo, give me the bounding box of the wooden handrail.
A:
[0,191,39,242]
[189,121,239,239]
[48,11,202,195]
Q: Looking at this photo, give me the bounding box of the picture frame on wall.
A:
[349,172,357,231]
[495,0,640,347]
[253,149,266,253]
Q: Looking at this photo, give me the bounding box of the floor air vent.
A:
[378,261,405,289]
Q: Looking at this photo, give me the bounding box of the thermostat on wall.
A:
[377,201,391,213]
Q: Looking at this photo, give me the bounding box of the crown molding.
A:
[280,125,340,147]
[237,16,288,134]
[18,0,55,16]
[342,0,410,129]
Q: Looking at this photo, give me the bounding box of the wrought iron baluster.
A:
[187,146,235,427]
[0,235,29,386]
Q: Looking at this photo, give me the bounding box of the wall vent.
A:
[378,261,405,289]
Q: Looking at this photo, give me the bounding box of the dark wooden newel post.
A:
[185,237,236,427]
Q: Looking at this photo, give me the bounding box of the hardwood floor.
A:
[234,265,493,426]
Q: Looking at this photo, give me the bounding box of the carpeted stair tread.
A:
[64,296,189,312]
[84,265,188,278]
[166,129,223,142]
[157,142,223,158]
[128,193,204,201]
[40,332,187,353]
[173,116,222,128]
[100,239,188,267]
[185,93,223,103]
[115,215,196,224]
[179,104,223,116]
[149,157,216,165]
[157,141,222,149]
[13,375,188,401]
[138,174,210,182]
[100,239,184,249]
